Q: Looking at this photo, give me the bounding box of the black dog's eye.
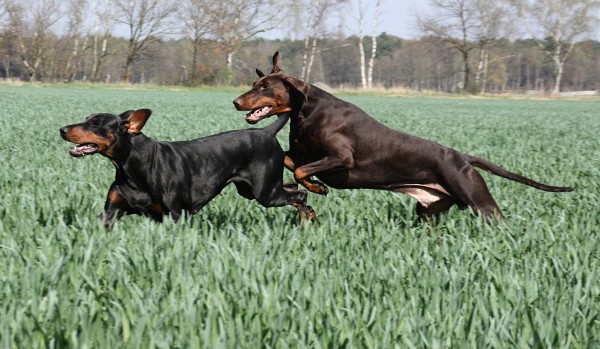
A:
[259,85,270,90]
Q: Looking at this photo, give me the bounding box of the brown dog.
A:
[233,52,573,221]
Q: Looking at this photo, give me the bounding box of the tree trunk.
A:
[64,36,79,82]
[481,49,489,94]
[2,57,10,78]
[305,37,318,82]
[553,60,563,95]
[358,31,366,88]
[367,34,377,88]
[92,36,108,82]
[301,36,310,80]
[123,53,134,83]
[357,0,366,88]
[475,47,489,94]
[190,37,200,85]
[461,50,470,93]
[366,0,380,89]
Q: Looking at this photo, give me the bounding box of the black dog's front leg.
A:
[100,188,131,230]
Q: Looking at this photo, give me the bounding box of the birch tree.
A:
[366,0,380,88]
[90,0,114,82]
[472,0,511,94]
[509,0,600,94]
[291,0,348,82]
[356,0,381,88]
[63,0,88,81]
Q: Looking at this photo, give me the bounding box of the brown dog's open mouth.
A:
[69,143,99,157]
[245,105,274,124]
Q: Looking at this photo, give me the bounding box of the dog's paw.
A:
[312,181,329,196]
[305,205,318,222]
[283,181,299,190]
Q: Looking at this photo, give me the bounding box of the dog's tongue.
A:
[246,106,273,123]
[69,144,98,157]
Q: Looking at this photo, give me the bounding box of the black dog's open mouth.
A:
[245,105,274,124]
[69,143,99,157]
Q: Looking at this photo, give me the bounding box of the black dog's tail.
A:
[468,155,574,192]
[262,113,290,136]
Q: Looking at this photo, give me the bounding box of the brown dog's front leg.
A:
[293,167,329,195]
[284,153,329,195]
[294,155,355,195]
[283,154,298,171]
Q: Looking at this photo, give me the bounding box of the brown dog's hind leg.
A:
[416,197,455,222]
[443,167,504,221]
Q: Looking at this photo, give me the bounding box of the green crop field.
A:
[1,84,599,348]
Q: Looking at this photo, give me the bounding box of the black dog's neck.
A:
[111,133,157,184]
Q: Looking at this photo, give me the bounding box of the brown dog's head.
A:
[59,109,151,158]
[233,52,309,124]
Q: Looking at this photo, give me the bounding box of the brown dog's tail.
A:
[261,113,290,136]
[469,156,574,192]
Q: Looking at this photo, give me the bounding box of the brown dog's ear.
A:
[256,68,265,77]
[126,109,152,134]
[271,51,282,74]
[284,76,309,102]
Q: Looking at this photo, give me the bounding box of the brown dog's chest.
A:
[290,124,325,161]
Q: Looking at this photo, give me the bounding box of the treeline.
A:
[1,0,599,94]
[2,32,599,94]
[2,33,599,94]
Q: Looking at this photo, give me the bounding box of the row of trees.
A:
[0,0,598,94]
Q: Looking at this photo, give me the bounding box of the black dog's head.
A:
[60,109,151,158]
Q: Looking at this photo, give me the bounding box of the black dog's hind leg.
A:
[237,177,317,223]
[261,186,317,223]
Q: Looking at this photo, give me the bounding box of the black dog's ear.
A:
[270,51,282,74]
[125,109,152,134]
[256,68,265,77]
[284,76,309,102]
[119,110,134,119]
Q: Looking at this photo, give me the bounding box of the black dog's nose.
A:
[60,127,68,137]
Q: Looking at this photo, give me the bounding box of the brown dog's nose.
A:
[233,99,242,110]
[60,127,68,138]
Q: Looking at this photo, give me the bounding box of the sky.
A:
[260,0,600,41]
[260,0,428,40]
[373,1,427,38]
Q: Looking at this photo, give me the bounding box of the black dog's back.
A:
[152,123,289,211]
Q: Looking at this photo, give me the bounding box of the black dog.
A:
[60,109,316,229]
